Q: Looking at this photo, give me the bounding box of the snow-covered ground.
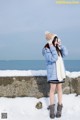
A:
[0,94,80,120]
[0,70,80,78]
[0,70,80,120]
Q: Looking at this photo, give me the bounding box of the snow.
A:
[0,94,80,120]
[0,70,46,77]
[0,70,80,78]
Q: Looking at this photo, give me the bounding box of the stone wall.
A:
[0,76,80,98]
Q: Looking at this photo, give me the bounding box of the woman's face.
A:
[54,39,58,46]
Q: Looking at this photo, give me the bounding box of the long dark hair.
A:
[44,36,62,57]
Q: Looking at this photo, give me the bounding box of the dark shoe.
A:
[56,103,63,118]
[49,104,55,119]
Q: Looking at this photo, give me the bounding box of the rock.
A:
[71,77,80,95]
[35,101,43,109]
[0,76,80,97]
[62,76,71,94]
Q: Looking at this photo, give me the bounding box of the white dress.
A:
[56,54,66,82]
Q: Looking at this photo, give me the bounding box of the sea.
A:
[0,60,80,72]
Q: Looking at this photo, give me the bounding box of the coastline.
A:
[0,70,80,97]
[0,70,80,78]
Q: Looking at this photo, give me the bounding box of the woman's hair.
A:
[44,36,62,57]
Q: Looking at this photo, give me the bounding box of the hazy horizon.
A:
[0,0,80,60]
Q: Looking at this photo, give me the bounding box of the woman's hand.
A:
[57,39,62,49]
[58,39,61,46]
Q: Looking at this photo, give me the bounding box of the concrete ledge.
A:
[0,76,80,98]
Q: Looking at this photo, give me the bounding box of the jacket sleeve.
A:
[60,45,68,57]
[42,46,58,63]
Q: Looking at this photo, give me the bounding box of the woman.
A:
[42,31,68,119]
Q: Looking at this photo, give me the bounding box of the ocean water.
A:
[0,60,80,72]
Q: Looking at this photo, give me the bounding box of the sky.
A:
[0,0,80,60]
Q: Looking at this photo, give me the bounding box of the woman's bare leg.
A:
[56,83,62,105]
[49,83,56,105]
[56,83,63,118]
